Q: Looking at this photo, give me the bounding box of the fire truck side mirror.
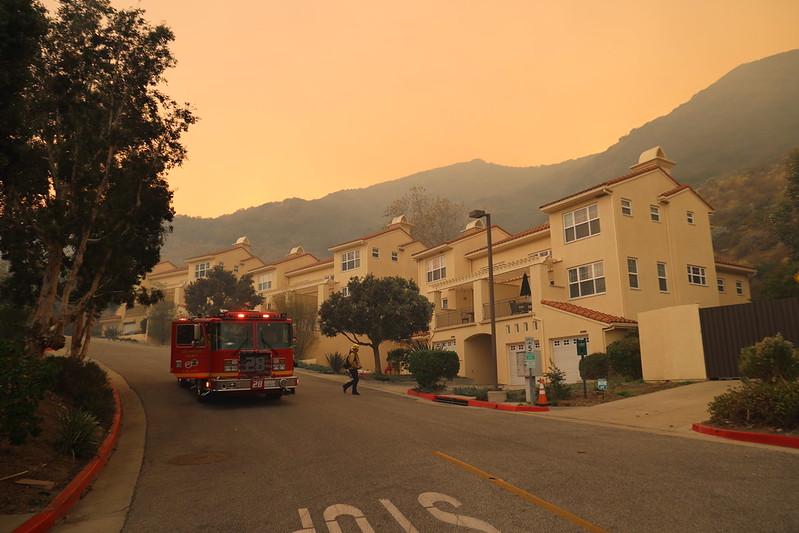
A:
[193,324,202,344]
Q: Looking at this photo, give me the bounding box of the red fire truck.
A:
[170,310,298,401]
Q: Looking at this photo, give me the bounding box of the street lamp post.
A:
[469,209,498,388]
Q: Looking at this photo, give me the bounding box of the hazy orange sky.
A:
[77,1,799,217]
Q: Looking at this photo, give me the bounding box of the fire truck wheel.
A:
[178,378,191,388]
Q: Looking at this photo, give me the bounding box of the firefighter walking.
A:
[342,345,361,395]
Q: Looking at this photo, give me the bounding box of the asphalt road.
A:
[88,339,799,533]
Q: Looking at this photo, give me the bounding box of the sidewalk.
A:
[296,368,414,397]
[539,380,736,434]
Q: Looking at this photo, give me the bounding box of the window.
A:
[391,251,398,262]
[568,261,606,298]
[175,324,198,346]
[657,262,668,292]
[736,281,744,295]
[211,323,253,351]
[371,247,380,258]
[687,265,707,286]
[621,198,633,216]
[563,204,600,243]
[717,278,726,293]
[194,262,210,279]
[341,286,350,297]
[650,205,661,222]
[441,298,448,309]
[426,255,446,282]
[687,211,695,224]
[627,258,639,289]
[233,265,239,273]
[257,273,273,292]
[341,250,360,271]
[257,322,292,349]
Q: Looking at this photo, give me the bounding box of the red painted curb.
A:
[691,423,799,449]
[407,389,549,412]
[15,386,123,533]
[497,404,550,412]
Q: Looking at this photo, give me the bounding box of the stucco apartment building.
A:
[99,237,265,334]
[251,216,426,365]
[415,147,755,385]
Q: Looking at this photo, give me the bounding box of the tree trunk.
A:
[78,314,94,359]
[371,342,383,375]
[70,312,85,357]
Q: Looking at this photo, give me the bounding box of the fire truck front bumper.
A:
[209,376,299,393]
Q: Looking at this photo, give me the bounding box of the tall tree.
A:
[385,186,467,246]
[773,150,799,261]
[0,0,195,354]
[270,292,317,358]
[319,275,433,374]
[184,266,263,317]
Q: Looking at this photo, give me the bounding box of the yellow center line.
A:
[433,451,608,533]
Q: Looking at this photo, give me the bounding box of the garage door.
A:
[550,336,589,383]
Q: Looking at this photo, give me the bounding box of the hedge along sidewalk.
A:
[692,423,799,449]
[406,389,550,412]
[14,364,124,533]
[51,362,146,533]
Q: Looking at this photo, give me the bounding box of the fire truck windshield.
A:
[211,322,253,351]
[257,322,292,349]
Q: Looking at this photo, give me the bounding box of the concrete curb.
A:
[692,423,799,449]
[14,386,122,533]
[406,389,550,412]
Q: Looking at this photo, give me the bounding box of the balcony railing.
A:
[435,309,476,328]
[482,297,532,319]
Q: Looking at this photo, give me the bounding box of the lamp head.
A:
[469,209,487,219]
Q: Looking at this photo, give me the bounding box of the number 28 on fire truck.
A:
[170,310,299,401]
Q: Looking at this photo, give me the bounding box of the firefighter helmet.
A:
[350,344,359,352]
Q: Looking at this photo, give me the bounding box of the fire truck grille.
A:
[238,352,272,374]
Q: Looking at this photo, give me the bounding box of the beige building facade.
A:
[415,147,754,385]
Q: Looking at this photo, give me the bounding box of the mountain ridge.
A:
[163,48,799,265]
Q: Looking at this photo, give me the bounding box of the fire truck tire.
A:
[178,378,191,388]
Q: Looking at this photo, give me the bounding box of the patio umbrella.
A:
[520,273,531,297]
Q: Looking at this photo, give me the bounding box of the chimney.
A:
[387,214,414,235]
[461,218,485,237]
[630,146,676,173]
[289,245,305,255]
[234,236,251,250]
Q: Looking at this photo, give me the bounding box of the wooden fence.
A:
[699,297,799,379]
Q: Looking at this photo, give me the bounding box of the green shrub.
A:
[387,348,410,373]
[739,334,799,383]
[104,326,120,340]
[452,386,488,400]
[544,361,572,402]
[49,357,115,428]
[325,352,346,374]
[295,361,334,374]
[505,389,527,402]
[709,381,799,429]
[579,352,609,380]
[408,350,460,391]
[55,408,101,459]
[0,346,57,445]
[607,331,642,380]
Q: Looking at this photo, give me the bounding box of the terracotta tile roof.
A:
[658,184,715,210]
[285,257,334,276]
[149,265,188,277]
[411,225,510,258]
[329,227,413,250]
[539,164,676,210]
[541,300,637,325]
[467,223,550,255]
[715,257,757,272]
[262,252,318,268]
[184,242,253,261]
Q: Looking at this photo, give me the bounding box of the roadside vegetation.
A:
[0,0,190,514]
[708,334,799,433]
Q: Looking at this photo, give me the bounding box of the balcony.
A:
[482,297,532,319]
[435,309,476,328]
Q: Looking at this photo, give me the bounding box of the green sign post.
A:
[576,338,588,398]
